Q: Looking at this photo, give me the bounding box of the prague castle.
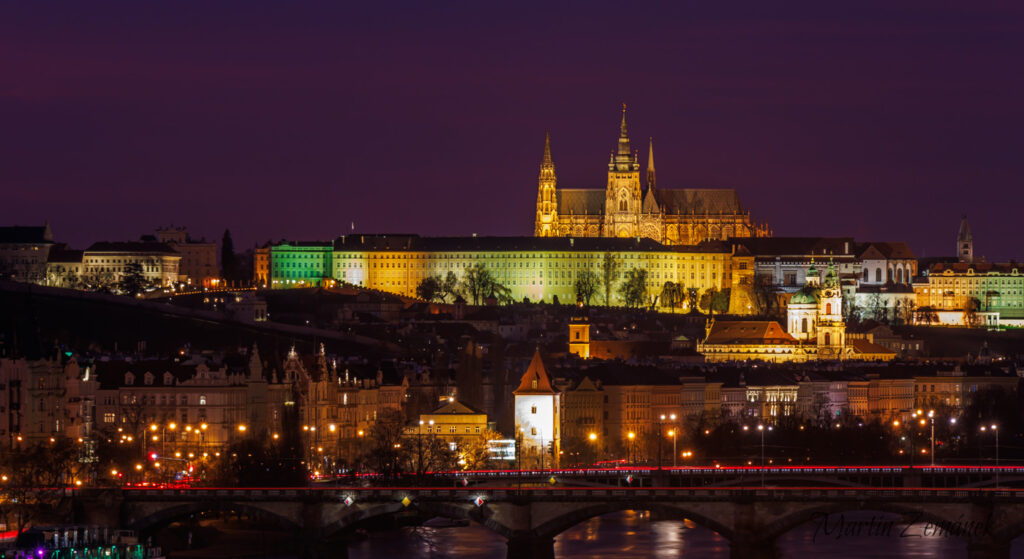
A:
[534,106,771,244]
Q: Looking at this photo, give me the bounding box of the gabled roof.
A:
[848,338,897,357]
[430,398,485,415]
[732,237,856,257]
[703,321,798,345]
[514,349,557,394]
[85,241,178,254]
[858,242,915,260]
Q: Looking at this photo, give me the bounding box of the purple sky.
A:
[3,2,1023,259]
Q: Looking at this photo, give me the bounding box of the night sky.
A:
[3,2,1022,259]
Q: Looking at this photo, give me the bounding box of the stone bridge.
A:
[73,486,1024,559]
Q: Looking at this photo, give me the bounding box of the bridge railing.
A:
[102,485,1024,502]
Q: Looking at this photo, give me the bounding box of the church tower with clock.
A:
[815,261,846,359]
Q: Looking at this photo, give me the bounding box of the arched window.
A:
[863,268,869,282]
[875,269,882,282]
[897,268,904,283]
[826,303,832,315]
[824,332,831,345]
[619,192,628,212]
[801,317,808,333]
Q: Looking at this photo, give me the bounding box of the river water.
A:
[346,510,1024,558]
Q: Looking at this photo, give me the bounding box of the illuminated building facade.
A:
[82,242,181,287]
[0,224,54,283]
[912,217,1024,327]
[534,107,770,244]
[514,350,560,468]
[155,227,218,287]
[700,262,895,362]
[270,235,756,311]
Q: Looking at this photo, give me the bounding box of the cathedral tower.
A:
[603,104,643,238]
[957,215,973,263]
[535,132,559,237]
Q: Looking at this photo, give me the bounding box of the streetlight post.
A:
[657,414,676,470]
[745,424,771,486]
[626,431,635,465]
[981,424,999,488]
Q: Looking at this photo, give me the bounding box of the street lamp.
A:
[980,424,999,487]
[668,429,677,468]
[912,409,937,466]
[744,424,772,486]
[626,431,636,465]
[657,414,677,470]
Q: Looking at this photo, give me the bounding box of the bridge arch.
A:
[321,500,511,540]
[759,501,971,544]
[126,501,303,534]
[531,501,735,542]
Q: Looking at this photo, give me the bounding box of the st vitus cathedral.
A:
[534,106,771,244]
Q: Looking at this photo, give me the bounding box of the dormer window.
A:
[531,380,538,389]
[144,373,154,385]
[163,373,173,385]
[125,373,135,386]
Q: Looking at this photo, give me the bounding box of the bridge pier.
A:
[967,540,1010,559]
[506,534,554,559]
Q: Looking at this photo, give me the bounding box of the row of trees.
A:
[415,265,513,305]
[414,253,735,312]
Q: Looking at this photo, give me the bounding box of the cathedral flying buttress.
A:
[534,106,771,245]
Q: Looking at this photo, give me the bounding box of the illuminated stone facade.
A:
[82,241,181,287]
[514,350,560,468]
[534,107,770,244]
[700,262,896,362]
[271,235,756,311]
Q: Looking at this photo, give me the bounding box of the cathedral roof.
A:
[654,189,743,215]
[641,188,660,213]
[556,188,605,215]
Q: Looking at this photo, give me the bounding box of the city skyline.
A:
[3,2,1023,259]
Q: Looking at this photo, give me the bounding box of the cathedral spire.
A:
[542,131,553,165]
[646,137,656,191]
[614,103,634,170]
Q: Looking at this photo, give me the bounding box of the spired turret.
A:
[535,132,559,237]
[646,137,656,192]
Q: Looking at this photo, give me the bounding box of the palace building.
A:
[534,106,770,244]
[270,234,757,312]
[699,261,895,363]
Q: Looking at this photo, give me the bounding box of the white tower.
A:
[514,349,560,468]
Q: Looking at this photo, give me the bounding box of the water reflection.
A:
[777,511,967,558]
[555,510,728,559]
[346,509,1024,558]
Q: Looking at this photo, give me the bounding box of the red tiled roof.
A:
[703,321,798,345]
[514,349,557,394]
